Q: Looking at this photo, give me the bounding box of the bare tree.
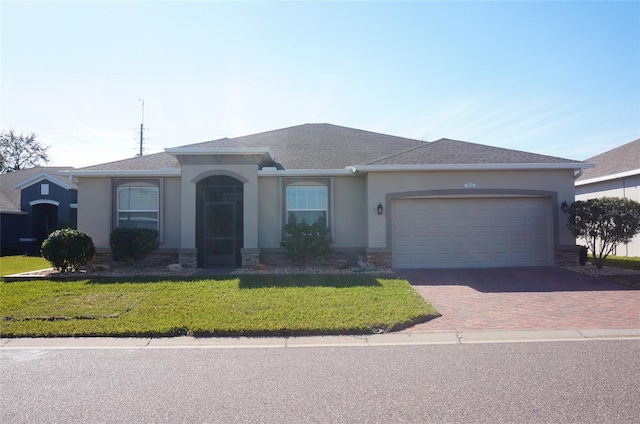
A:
[0,129,50,173]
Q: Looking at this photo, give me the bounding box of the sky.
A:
[1,1,639,168]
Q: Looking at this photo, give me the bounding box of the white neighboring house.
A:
[575,138,640,257]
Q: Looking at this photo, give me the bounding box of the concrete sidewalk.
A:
[2,328,639,350]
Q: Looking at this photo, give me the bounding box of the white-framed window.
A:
[117,186,159,230]
[286,185,328,226]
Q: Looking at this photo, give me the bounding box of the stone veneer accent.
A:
[178,252,198,268]
[241,250,261,268]
[366,251,392,268]
[260,249,367,268]
[554,247,580,267]
[89,249,194,268]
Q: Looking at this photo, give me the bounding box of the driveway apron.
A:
[397,267,640,333]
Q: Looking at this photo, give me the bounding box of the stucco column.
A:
[180,179,197,249]
[243,174,259,249]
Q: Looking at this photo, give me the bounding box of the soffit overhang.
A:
[165,147,273,164]
[575,168,640,186]
[349,163,595,173]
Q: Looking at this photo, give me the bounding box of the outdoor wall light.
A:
[377,203,384,215]
[561,201,569,213]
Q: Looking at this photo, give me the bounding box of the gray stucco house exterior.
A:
[70,124,591,269]
[575,138,640,257]
[0,167,77,255]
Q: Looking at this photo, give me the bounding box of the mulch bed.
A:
[562,265,640,289]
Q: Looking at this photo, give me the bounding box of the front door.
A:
[196,176,244,268]
[32,203,58,245]
[204,202,235,267]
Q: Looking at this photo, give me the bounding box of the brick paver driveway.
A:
[396,267,640,333]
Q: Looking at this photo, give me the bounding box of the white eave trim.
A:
[69,170,181,177]
[165,147,273,158]
[13,172,76,190]
[348,163,594,173]
[258,169,355,177]
[575,168,640,186]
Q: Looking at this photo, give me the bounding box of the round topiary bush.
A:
[41,229,96,273]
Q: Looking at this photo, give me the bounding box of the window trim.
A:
[111,178,164,242]
[281,177,333,237]
[117,186,160,229]
[285,185,328,226]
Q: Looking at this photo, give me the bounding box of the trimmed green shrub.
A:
[281,214,333,267]
[568,197,640,270]
[109,227,159,264]
[41,229,95,272]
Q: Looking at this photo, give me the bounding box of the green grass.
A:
[587,255,640,289]
[595,255,640,271]
[0,256,52,276]
[0,274,439,338]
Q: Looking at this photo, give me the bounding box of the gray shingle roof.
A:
[185,124,427,169]
[0,166,75,213]
[577,138,640,181]
[76,123,582,172]
[79,152,179,171]
[368,138,580,165]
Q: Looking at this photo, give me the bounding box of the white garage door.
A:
[392,197,552,269]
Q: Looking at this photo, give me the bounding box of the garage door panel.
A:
[509,216,527,227]
[491,234,509,245]
[510,234,528,246]
[529,216,547,228]
[490,218,509,228]
[468,217,490,227]
[393,235,413,246]
[468,235,490,246]
[392,198,552,268]
[492,252,509,263]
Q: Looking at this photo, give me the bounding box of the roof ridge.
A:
[365,142,430,165]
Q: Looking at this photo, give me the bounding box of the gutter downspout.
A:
[574,167,584,180]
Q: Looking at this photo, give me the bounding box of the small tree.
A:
[109,227,159,265]
[0,129,50,173]
[568,197,640,271]
[281,214,333,267]
[41,229,95,273]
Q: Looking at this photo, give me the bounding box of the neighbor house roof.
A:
[73,123,585,174]
[576,138,640,184]
[0,166,75,213]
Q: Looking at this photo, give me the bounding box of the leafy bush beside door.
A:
[110,227,160,265]
[281,215,333,267]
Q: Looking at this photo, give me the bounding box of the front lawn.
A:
[0,274,439,337]
[0,256,51,276]
[595,255,640,271]
[588,255,640,289]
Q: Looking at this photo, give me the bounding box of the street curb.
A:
[2,329,639,350]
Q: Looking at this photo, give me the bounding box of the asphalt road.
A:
[2,340,639,423]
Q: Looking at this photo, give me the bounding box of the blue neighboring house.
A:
[0,166,77,255]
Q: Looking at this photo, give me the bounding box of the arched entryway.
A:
[31,203,58,246]
[196,175,244,268]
